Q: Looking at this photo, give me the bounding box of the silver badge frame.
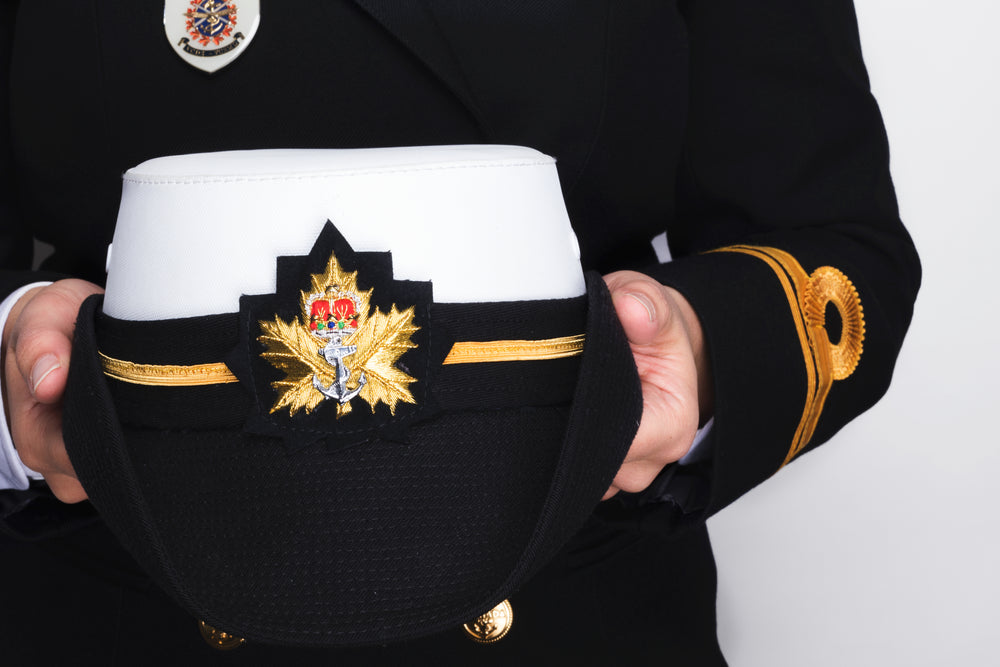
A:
[164,0,260,74]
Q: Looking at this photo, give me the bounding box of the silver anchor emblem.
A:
[312,330,366,404]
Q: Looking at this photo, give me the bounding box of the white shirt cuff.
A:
[678,417,714,466]
[0,282,51,490]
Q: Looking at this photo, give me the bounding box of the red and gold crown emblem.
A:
[307,292,359,335]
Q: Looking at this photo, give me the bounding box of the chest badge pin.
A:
[164,0,260,74]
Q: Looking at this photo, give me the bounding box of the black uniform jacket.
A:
[0,1,919,664]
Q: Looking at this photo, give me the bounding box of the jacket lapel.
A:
[351,0,492,137]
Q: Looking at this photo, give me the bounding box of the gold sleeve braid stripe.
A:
[97,334,586,387]
[709,245,865,467]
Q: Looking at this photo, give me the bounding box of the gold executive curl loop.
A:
[802,266,865,381]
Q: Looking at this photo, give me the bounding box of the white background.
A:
[710,2,1000,665]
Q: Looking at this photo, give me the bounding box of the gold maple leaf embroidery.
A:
[258,251,419,418]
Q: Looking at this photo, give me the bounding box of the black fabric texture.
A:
[64,295,203,621]
[97,309,237,366]
[63,265,640,646]
[0,481,99,540]
[0,0,26,275]
[430,297,588,342]
[0,518,726,665]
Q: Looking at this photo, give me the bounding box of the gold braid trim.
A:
[98,353,239,386]
[98,335,585,387]
[441,334,585,364]
[710,246,865,467]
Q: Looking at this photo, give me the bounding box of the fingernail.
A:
[30,354,61,395]
[625,292,655,323]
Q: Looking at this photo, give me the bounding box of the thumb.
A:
[8,280,103,404]
[605,272,679,349]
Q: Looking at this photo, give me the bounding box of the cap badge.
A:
[163,0,260,74]
[258,250,420,419]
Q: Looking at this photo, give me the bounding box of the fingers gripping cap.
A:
[63,146,642,647]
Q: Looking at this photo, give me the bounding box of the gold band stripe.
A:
[99,353,240,386]
[441,334,586,365]
[98,334,586,387]
[709,245,864,469]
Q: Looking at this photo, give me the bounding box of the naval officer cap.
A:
[63,145,642,647]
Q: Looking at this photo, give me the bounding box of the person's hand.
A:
[602,271,713,500]
[2,279,104,502]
